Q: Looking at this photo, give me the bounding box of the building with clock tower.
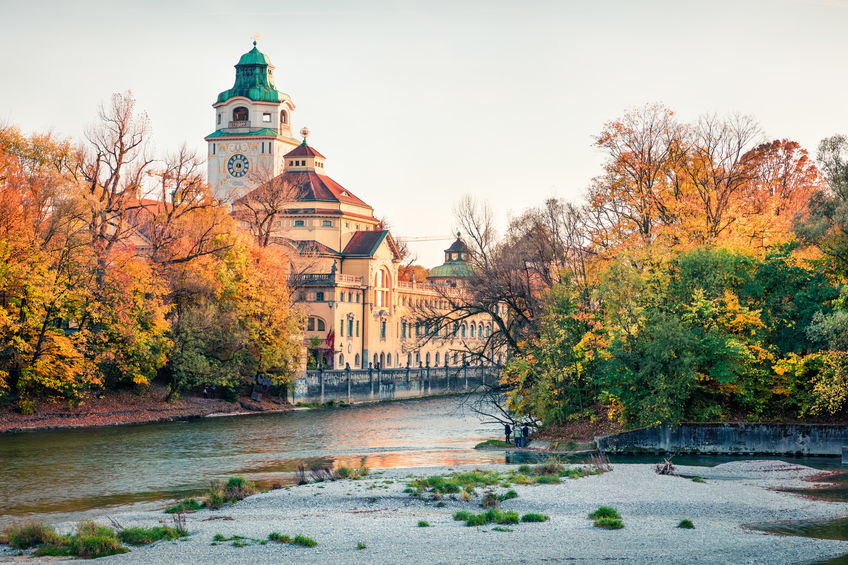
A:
[209,43,503,374]
[205,41,300,202]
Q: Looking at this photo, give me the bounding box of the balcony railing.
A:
[228,120,250,128]
[294,273,363,286]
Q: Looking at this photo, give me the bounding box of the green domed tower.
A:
[205,41,300,201]
[428,233,474,285]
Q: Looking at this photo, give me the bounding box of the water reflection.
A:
[0,396,502,525]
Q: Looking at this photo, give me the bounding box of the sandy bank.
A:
[4,461,848,564]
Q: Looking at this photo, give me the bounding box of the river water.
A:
[0,396,504,526]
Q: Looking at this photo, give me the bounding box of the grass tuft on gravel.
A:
[268,532,317,547]
[474,439,510,449]
[678,519,695,529]
[593,517,624,529]
[588,506,621,520]
[118,526,187,546]
[520,513,549,523]
[417,520,430,527]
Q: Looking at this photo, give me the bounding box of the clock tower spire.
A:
[205,41,300,202]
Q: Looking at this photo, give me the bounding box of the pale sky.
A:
[1,0,847,267]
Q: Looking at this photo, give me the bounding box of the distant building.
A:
[209,43,500,370]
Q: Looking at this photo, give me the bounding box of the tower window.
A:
[262,113,271,122]
[212,144,216,155]
[217,114,222,125]
[294,220,305,227]
[232,107,248,121]
[280,110,288,124]
[322,220,333,227]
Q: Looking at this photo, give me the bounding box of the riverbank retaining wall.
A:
[596,423,848,456]
[291,365,498,404]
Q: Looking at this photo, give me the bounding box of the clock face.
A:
[227,154,250,177]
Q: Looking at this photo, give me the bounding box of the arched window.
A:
[415,352,421,365]
[307,317,326,332]
[407,353,412,366]
[380,352,385,367]
[232,107,248,121]
[280,110,288,124]
[435,352,440,366]
[355,353,360,367]
[487,324,492,337]
[478,323,484,339]
[471,324,476,338]
[461,324,467,337]
[374,268,390,307]
[373,353,379,367]
[339,353,345,367]
[453,352,458,365]
[425,352,431,366]
[386,353,392,367]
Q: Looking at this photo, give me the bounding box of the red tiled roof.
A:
[343,230,388,256]
[238,170,372,210]
[284,142,326,159]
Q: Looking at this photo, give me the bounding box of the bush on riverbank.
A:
[165,498,203,513]
[206,477,257,509]
[268,532,317,547]
[337,465,369,480]
[118,526,187,546]
[521,513,549,522]
[453,509,520,527]
[1,520,132,559]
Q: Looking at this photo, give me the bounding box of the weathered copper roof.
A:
[216,42,290,104]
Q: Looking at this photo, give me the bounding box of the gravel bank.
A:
[7,461,848,564]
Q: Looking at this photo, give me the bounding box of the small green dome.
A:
[216,42,289,104]
[429,261,474,278]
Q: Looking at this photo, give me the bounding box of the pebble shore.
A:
[8,460,848,564]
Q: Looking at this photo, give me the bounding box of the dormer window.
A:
[232,107,248,121]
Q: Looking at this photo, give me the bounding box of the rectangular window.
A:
[340,321,344,337]
[262,113,271,122]
[316,291,324,302]
[356,321,360,337]
[212,144,215,155]
[348,318,353,337]
[322,220,333,228]
[307,318,315,331]
[381,321,386,339]
[217,114,221,125]
[294,220,305,227]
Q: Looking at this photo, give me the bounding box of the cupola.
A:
[284,128,327,172]
[216,41,289,104]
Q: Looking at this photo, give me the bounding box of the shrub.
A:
[453,511,472,522]
[463,509,519,527]
[593,517,624,529]
[502,489,519,500]
[268,532,292,543]
[2,522,60,549]
[537,476,560,484]
[417,521,430,528]
[491,526,512,532]
[337,465,369,480]
[534,460,564,476]
[269,532,317,547]
[520,513,549,523]
[165,498,203,513]
[517,464,532,474]
[224,476,257,500]
[71,534,129,558]
[588,506,621,520]
[292,535,317,547]
[118,526,186,546]
[357,541,367,549]
[206,487,225,510]
[678,519,695,529]
[691,477,705,483]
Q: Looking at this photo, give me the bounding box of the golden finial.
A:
[253,33,260,47]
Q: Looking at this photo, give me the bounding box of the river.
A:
[0,395,504,526]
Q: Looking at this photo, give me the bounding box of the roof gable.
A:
[342,230,401,259]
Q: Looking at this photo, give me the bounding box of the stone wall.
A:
[596,423,848,456]
[292,365,497,405]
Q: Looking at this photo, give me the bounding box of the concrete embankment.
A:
[596,423,848,456]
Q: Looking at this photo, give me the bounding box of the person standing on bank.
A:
[522,424,530,447]
[504,423,512,445]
